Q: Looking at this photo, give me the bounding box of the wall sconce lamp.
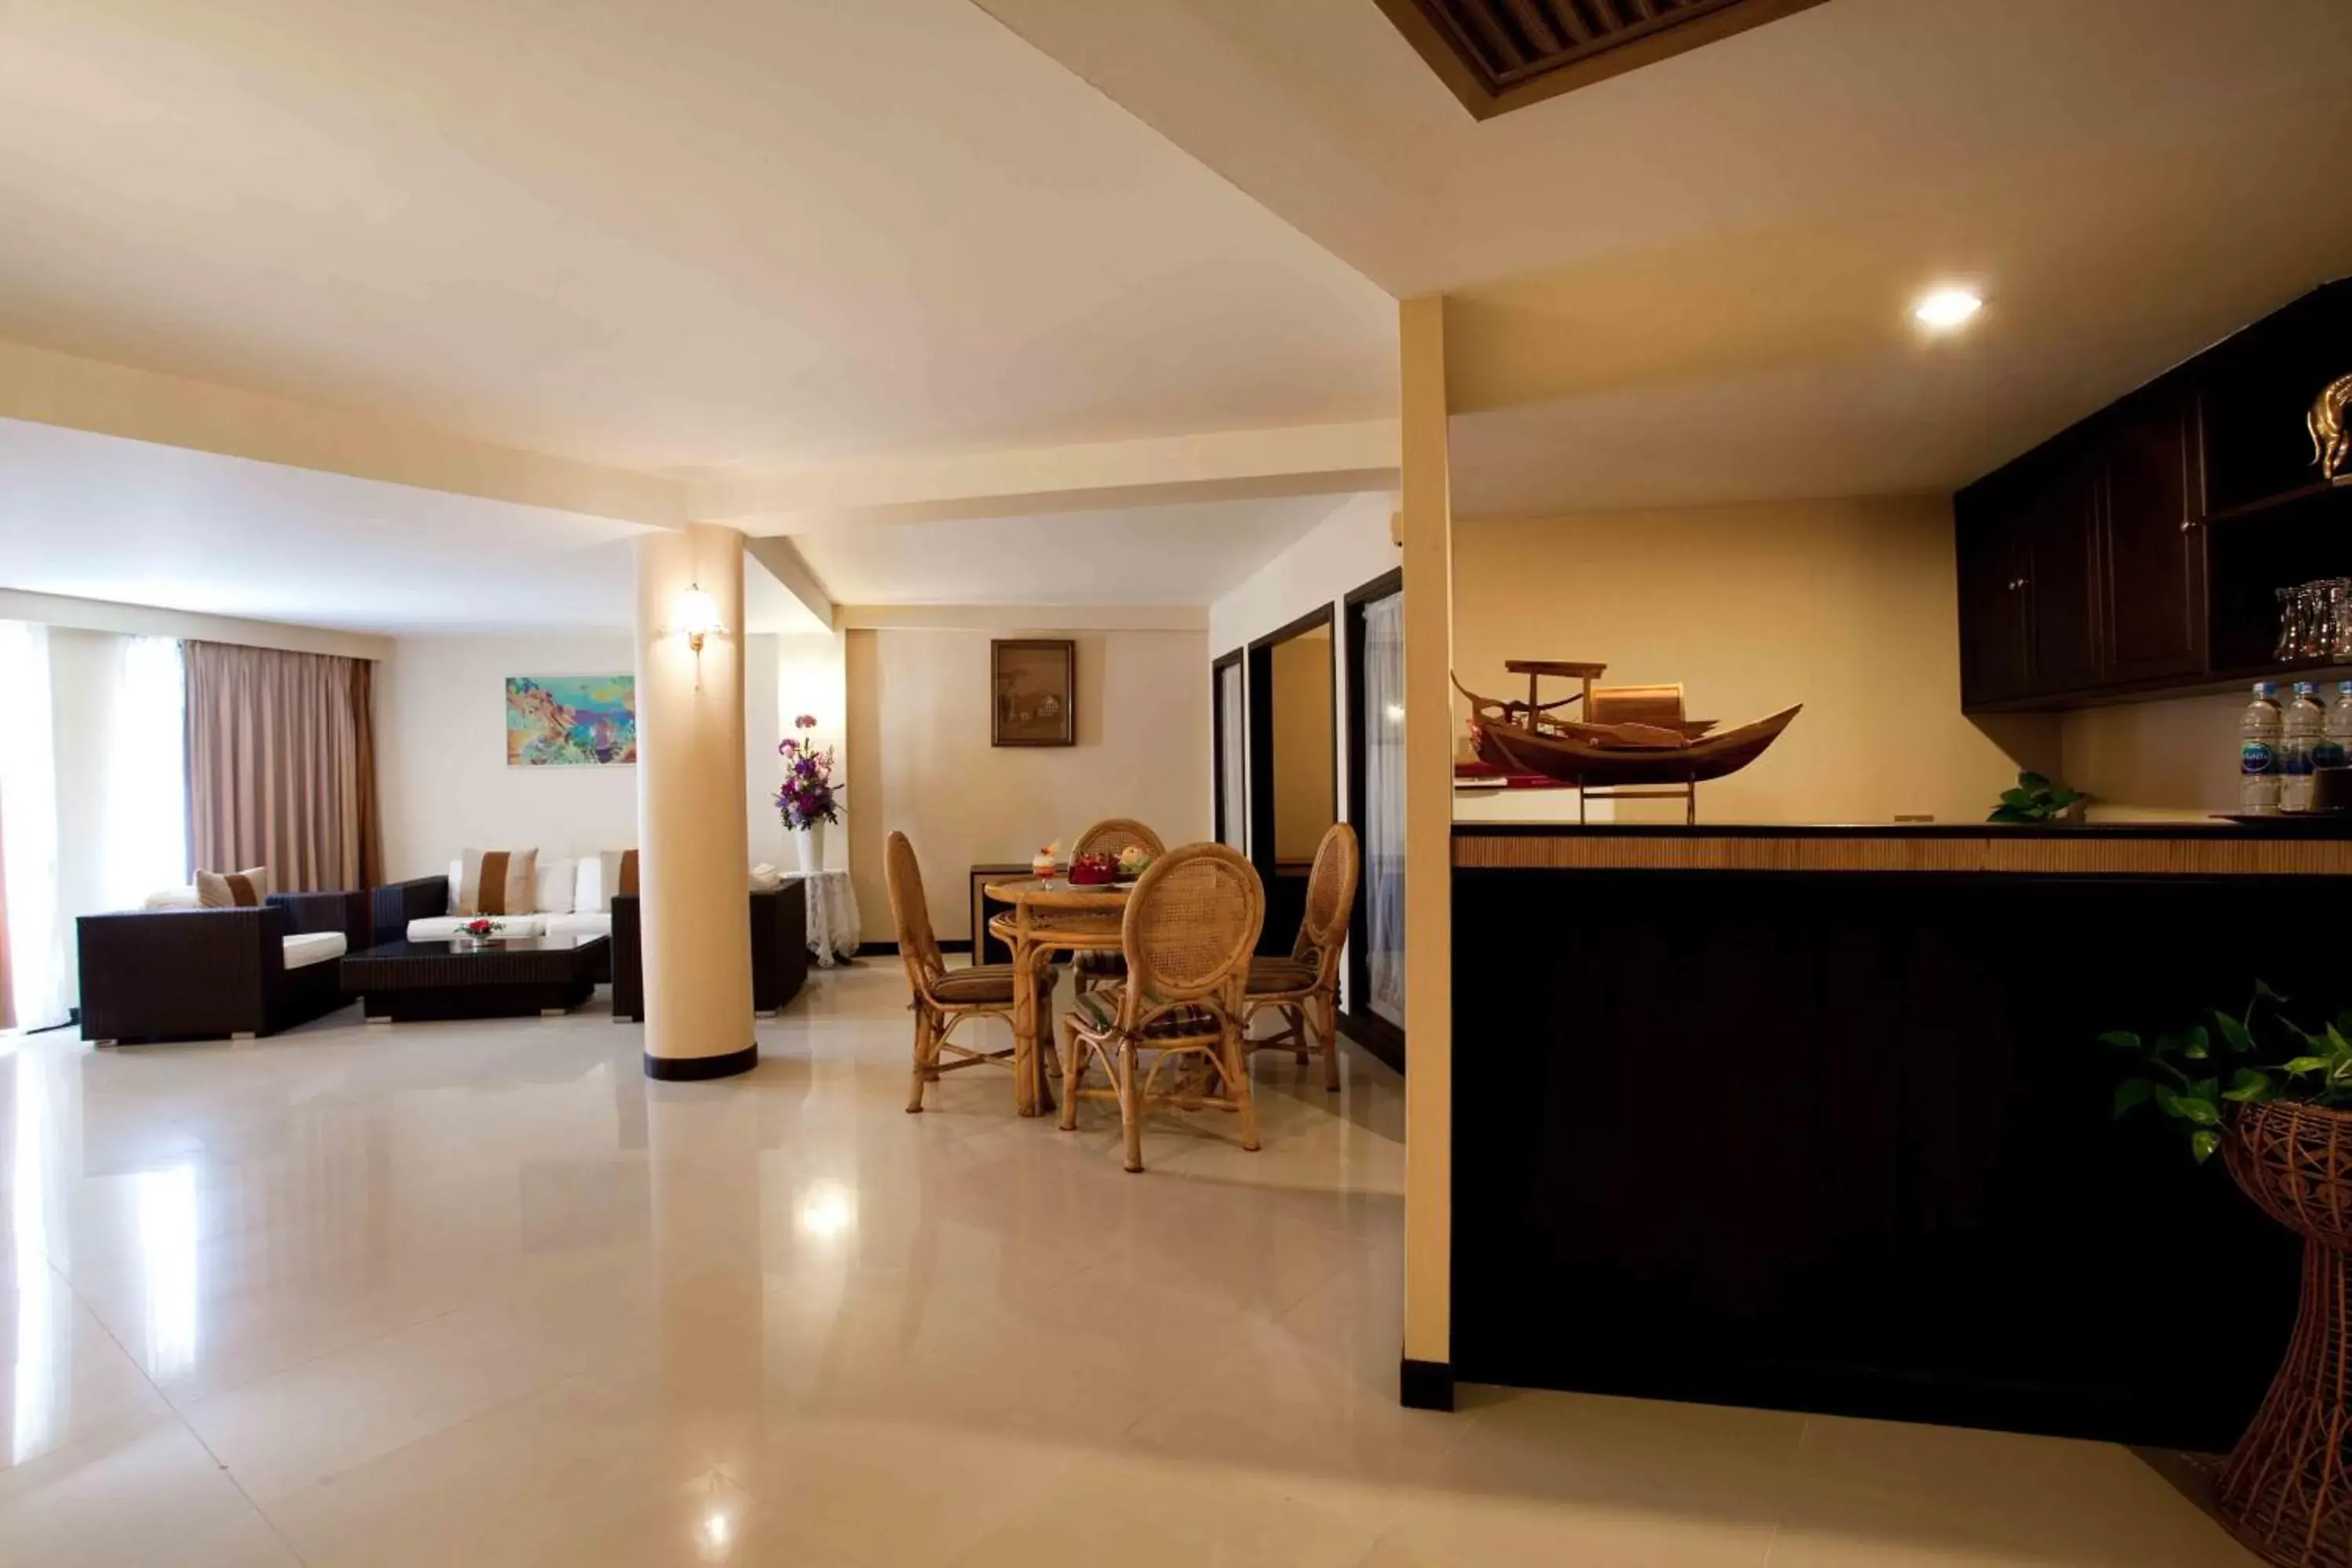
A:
[672,583,728,690]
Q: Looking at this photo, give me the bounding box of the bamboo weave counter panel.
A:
[1453,828,2352,877]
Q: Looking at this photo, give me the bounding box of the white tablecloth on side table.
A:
[798,869,861,967]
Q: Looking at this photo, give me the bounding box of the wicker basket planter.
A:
[2220,1099,2352,1568]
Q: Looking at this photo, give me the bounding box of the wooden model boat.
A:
[1455,660,1800,790]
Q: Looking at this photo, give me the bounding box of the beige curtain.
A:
[185,642,384,891]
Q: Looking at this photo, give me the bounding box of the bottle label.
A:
[2242,742,2277,775]
[2320,742,2348,770]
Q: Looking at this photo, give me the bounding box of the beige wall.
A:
[1452,495,2039,825]
[378,631,833,877]
[2062,690,2249,820]
[847,627,1209,943]
[1270,626,1336,862]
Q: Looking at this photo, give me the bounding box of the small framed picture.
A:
[992,639,1076,747]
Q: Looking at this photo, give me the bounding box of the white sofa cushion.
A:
[542,912,612,943]
[281,931,347,970]
[582,850,640,913]
[143,885,201,909]
[535,857,577,914]
[407,914,547,942]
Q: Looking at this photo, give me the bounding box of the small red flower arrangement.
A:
[461,917,499,938]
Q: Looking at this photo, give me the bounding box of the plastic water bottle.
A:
[2241,681,2282,815]
[2321,681,2352,773]
[2283,682,2325,811]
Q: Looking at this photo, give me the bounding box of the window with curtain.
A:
[1216,659,1247,852]
[183,641,381,891]
[1360,591,1406,1028]
[0,621,68,1033]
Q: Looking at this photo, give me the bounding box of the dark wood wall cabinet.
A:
[1958,278,2350,713]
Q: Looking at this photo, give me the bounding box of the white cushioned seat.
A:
[281,931,347,970]
[541,912,612,942]
[406,914,548,942]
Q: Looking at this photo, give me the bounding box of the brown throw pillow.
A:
[458,848,539,916]
[196,866,271,907]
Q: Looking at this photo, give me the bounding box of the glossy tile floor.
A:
[1,964,2255,1566]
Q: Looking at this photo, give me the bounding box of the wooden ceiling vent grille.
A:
[1374,0,1831,118]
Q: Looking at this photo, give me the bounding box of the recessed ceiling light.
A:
[1914,288,1984,332]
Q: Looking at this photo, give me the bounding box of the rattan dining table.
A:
[981,874,1131,1116]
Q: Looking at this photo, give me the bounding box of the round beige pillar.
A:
[635,523,756,1080]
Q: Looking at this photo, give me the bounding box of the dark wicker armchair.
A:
[77,890,368,1045]
[610,884,809,1022]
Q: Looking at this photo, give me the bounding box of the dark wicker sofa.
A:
[369,874,615,984]
[77,890,368,1045]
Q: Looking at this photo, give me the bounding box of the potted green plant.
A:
[1988,771,2088,825]
[2105,985,2352,1566]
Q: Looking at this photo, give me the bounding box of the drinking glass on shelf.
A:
[2278,586,2303,663]
[2331,580,2352,664]
[2306,583,2339,663]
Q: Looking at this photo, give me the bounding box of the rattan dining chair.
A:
[1069,818,1167,996]
[1058,842,1264,1172]
[1243,822,1359,1093]
[887,831,1054,1114]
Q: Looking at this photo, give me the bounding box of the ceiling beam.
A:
[687,420,1400,532]
[837,604,1207,633]
[0,338,684,528]
[742,535,837,632]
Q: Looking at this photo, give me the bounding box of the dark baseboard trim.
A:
[1338,1007,1403,1075]
[1400,1358,1456,1412]
[643,1044,759,1081]
[858,939,970,956]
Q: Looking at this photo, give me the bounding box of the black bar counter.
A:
[1450,820,2352,1450]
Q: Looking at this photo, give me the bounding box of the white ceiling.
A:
[975,0,2352,514]
[793,495,1362,607]
[0,0,1396,477]
[0,418,820,635]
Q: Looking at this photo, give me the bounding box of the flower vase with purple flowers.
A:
[775,715,843,876]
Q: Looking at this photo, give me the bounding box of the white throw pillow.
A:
[143,886,201,910]
[535,857,576,914]
[572,857,601,914]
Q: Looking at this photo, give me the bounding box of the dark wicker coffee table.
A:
[342,934,609,1022]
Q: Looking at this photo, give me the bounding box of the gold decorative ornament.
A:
[2313,372,2352,482]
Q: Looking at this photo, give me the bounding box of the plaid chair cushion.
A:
[1071,987,1223,1041]
[930,962,1053,1005]
[1073,949,1127,976]
[1246,956,1319,995]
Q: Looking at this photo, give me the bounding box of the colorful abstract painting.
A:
[506,675,637,766]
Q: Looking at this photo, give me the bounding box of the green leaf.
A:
[2328,1024,2352,1058]
[2223,1069,2274,1103]
[2256,979,2287,1002]
[2154,1032,2182,1058]
[2019,772,2052,792]
[2000,788,2038,809]
[2212,1011,2254,1054]
[2175,1095,2222,1127]
[2152,1083,2183,1118]
[1987,807,2034,825]
[2114,1078,2155,1117]
[2049,789,2087,808]
[2098,1030,2143,1052]
[2282,1055,2330,1076]
[2191,1129,2222,1163]
[2183,1025,2211,1060]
